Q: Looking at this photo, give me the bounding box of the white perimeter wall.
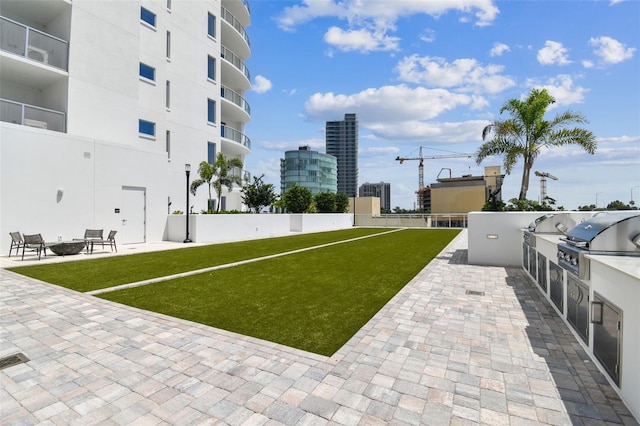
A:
[1,123,169,254]
[468,212,545,266]
[165,213,354,244]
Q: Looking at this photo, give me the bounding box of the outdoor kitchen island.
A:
[525,213,640,422]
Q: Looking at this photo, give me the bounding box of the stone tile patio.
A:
[1,231,637,425]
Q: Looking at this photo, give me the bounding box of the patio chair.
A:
[79,229,103,253]
[22,234,48,260]
[9,232,24,257]
[95,230,117,253]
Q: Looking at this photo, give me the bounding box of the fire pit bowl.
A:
[48,241,86,256]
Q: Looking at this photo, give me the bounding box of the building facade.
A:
[0,0,252,252]
[280,146,337,195]
[430,166,503,214]
[326,113,358,197]
[359,182,391,211]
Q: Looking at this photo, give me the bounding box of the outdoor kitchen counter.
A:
[586,254,640,279]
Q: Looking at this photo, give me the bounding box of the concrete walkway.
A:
[1,231,637,425]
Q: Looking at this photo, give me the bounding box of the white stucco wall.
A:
[165,214,354,244]
[468,212,545,266]
[1,123,169,254]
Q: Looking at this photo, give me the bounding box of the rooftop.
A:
[1,231,637,424]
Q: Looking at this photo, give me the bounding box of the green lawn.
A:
[99,229,459,356]
[8,228,391,292]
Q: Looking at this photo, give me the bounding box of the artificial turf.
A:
[8,228,391,292]
[99,229,460,356]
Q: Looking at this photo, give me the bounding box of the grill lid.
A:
[564,211,640,252]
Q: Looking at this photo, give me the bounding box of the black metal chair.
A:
[9,232,24,257]
[22,234,48,260]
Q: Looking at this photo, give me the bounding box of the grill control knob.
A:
[557,251,563,258]
[571,258,577,266]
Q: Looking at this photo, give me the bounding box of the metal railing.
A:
[0,16,68,71]
[230,166,251,183]
[221,6,250,47]
[355,214,468,228]
[220,45,250,82]
[1,98,66,132]
[221,86,250,116]
[221,125,251,150]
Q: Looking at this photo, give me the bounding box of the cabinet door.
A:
[549,262,564,312]
[593,293,622,386]
[567,275,589,344]
[537,253,547,293]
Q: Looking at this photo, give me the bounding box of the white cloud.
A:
[276,0,499,53]
[526,75,589,107]
[609,0,625,5]
[490,42,510,57]
[305,85,476,123]
[582,60,594,69]
[324,26,400,52]
[589,36,635,64]
[276,0,499,30]
[252,75,272,94]
[359,146,401,157]
[367,120,490,143]
[420,29,436,43]
[395,55,515,94]
[537,40,571,65]
[258,138,326,152]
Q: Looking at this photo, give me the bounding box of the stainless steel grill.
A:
[557,211,640,279]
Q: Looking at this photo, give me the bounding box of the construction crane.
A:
[535,171,558,202]
[395,147,474,211]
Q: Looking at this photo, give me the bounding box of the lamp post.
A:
[632,186,639,206]
[184,164,192,243]
[352,194,356,227]
[596,192,603,209]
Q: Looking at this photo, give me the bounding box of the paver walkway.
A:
[1,231,637,425]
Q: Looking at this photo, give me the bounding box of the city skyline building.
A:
[359,182,391,211]
[0,0,252,251]
[280,146,337,195]
[326,113,358,197]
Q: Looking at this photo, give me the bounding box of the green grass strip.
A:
[8,228,391,292]
[99,229,460,356]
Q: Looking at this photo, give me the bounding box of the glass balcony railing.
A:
[0,16,69,71]
[220,45,250,82]
[221,6,250,47]
[221,86,250,116]
[221,124,251,150]
[230,166,251,183]
[1,98,66,132]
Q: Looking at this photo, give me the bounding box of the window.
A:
[139,63,155,81]
[166,81,170,109]
[166,130,171,158]
[166,31,171,59]
[139,119,155,137]
[207,55,216,80]
[140,7,156,27]
[208,142,216,164]
[207,99,215,123]
[207,13,215,38]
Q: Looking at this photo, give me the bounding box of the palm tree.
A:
[190,153,243,212]
[477,88,597,200]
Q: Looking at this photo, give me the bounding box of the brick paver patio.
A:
[1,230,637,425]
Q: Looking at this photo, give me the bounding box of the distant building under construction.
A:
[429,166,503,214]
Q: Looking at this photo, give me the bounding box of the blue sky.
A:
[242,0,640,210]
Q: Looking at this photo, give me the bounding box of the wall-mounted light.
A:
[486,234,498,239]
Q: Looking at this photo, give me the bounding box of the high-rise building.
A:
[359,182,391,211]
[0,0,252,251]
[326,113,358,196]
[280,146,337,195]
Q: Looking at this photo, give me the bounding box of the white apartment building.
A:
[0,0,252,253]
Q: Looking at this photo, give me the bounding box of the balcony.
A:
[221,45,250,91]
[221,0,250,26]
[1,98,66,132]
[221,124,251,151]
[221,6,250,58]
[0,16,68,71]
[230,166,251,184]
[221,86,250,122]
